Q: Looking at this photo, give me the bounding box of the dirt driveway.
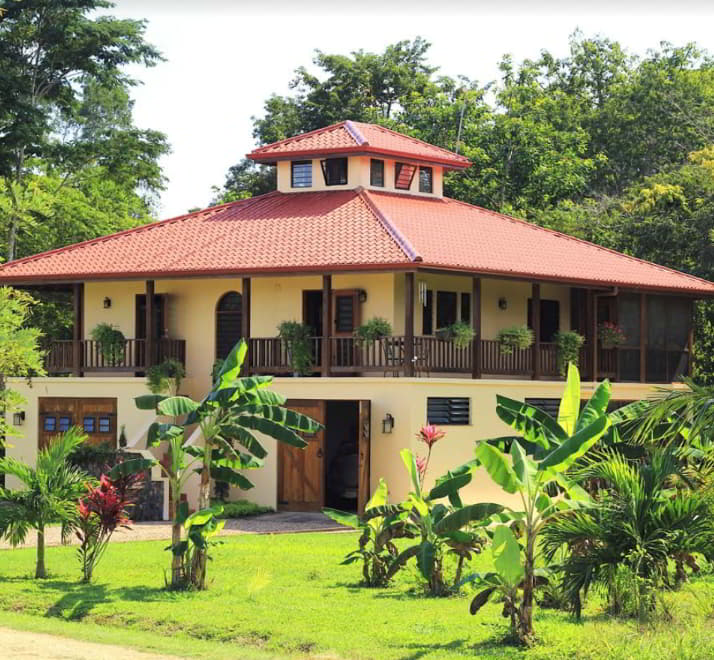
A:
[0,627,181,659]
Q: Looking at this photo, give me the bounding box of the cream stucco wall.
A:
[6,376,673,512]
[276,156,443,197]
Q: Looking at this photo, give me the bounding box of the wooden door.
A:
[278,400,326,511]
[39,397,117,450]
[357,400,371,514]
[332,290,360,368]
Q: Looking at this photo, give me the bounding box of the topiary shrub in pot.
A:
[497,325,534,355]
[90,323,126,364]
[554,330,585,375]
[277,320,314,376]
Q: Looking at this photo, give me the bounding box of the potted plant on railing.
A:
[277,321,314,376]
[497,325,534,355]
[598,321,626,349]
[354,317,392,344]
[90,323,126,365]
[554,330,585,376]
[147,358,185,397]
[446,321,475,349]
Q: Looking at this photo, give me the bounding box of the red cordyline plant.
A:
[76,472,139,582]
[598,321,626,349]
[415,425,446,487]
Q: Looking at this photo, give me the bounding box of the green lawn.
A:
[1,532,713,659]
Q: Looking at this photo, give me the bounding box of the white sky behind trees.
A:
[115,0,714,219]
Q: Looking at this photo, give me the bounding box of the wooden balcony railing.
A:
[248,336,689,383]
[45,338,186,375]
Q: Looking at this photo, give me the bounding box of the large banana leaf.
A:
[492,525,523,587]
[496,395,567,449]
[366,478,388,509]
[220,425,267,459]
[207,466,254,490]
[235,405,323,432]
[433,503,504,534]
[215,339,247,386]
[576,380,611,433]
[557,363,581,436]
[323,508,362,529]
[509,440,536,494]
[108,457,157,480]
[235,416,308,449]
[184,505,224,531]
[428,459,480,502]
[147,422,183,447]
[474,442,522,494]
[157,396,200,417]
[416,541,436,581]
[135,394,167,410]
[400,448,422,497]
[538,415,609,472]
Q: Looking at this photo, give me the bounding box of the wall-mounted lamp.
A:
[382,413,395,434]
[358,289,368,303]
[13,411,25,426]
[498,297,508,311]
[103,297,112,309]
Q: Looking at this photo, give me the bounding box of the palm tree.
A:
[0,428,89,578]
[542,445,714,617]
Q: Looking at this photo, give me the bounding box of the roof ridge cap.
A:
[443,197,714,289]
[356,122,469,163]
[344,120,368,146]
[357,187,422,263]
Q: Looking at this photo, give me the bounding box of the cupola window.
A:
[419,166,433,193]
[320,157,348,186]
[291,160,312,188]
[395,162,416,190]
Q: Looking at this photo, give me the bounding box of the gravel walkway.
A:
[0,513,345,550]
[0,627,180,659]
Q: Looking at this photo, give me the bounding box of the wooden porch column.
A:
[404,272,415,377]
[72,283,84,377]
[639,292,647,382]
[688,300,695,377]
[241,277,251,373]
[591,292,598,382]
[145,280,155,369]
[471,277,482,379]
[321,275,332,376]
[532,283,541,380]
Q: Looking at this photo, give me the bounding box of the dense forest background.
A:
[1,2,712,382]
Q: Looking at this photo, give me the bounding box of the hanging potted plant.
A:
[598,321,626,349]
[277,321,314,376]
[354,317,392,344]
[90,323,126,364]
[554,330,585,376]
[497,325,534,355]
[445,321,475,349]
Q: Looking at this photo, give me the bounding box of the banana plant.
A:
[323,478,412,587]
[474,363,609,643]
[132,339,322,589]
[387,449,504,596]
[460,525,549,638]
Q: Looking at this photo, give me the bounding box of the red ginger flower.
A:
[416,425,446,448]
[415,455,428,481]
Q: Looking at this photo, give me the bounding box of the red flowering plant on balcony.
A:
[76,471,140,582]
[597,321,627,349]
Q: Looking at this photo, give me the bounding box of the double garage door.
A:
[38,397,117,449]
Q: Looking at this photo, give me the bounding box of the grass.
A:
[1,532,714,659]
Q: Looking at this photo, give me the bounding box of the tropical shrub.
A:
[553,331,584,375]
[598,321,626,349]
[76,472,139,582]
[277,320,314,375]
[324,478,412,587]
[215,500,273,518]
[90,323,126,364]
[146,358,185,396]
[473,364,611,643]
[497,325,534,355]
[354,317,392,343]
[0,429,89,578]
[445,321,476,349]
[133,339,321,589]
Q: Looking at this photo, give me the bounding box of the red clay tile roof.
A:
[0,189,712,295]
[248,121,471,169]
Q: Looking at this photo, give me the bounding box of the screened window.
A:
[58,416,71,432]
[335,295,355,333]
[460,293,471,324]
[427,397,470,425]
[291,161,312,188]
[216,291,242,360]
[436,291,457,329]
[395,163,416,190]
[43,416,56,432]
[83,417,95,433]
[370,159,384,187]
[98,416,112,433]
[320,158,348,186]
[419,167,433,193]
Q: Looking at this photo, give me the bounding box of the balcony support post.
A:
[405,272,415,377]
[72,282,84,377]
[241,277,251,373]
[591,291,598,381]
[532,282,541,380]
[471,277,482,379]
[321,275,332,376]
[146,280,155,369]
[640,292,647,382]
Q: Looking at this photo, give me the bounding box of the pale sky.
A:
[114,0,714,219]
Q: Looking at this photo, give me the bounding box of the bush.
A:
[354,317,392,342]
[497,325,534,355]
[214,500,273,518]
[554,331,585,375]
[146,358,185,395]
[90,323,125,363]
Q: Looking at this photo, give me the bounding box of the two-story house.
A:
[2,120,713,515]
